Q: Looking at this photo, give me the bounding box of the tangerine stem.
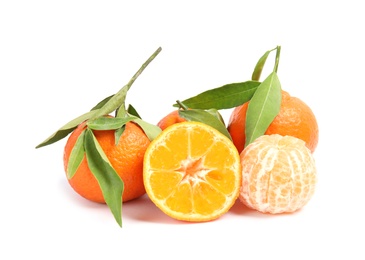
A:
[274,45,281,74]
[176,100,189,110]
[126,47,162,92]
[93,47,162,118]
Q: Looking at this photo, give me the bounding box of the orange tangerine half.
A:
[143,121,242,222]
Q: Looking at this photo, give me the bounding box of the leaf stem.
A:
[127,47,162,91]
[176,100,189,110]
[273,45,281,74]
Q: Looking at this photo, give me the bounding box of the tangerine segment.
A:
[143,121,242,222]
[239,134,317,214]
[149,170,183,200]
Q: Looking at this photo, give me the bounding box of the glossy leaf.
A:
[100,85,129,118]
[205,109,225,124]
[133,118,162,141]
[84,129,124,227]
[245,72,282,147]
[67,129,86,179]
[114,125,126,145]
[179,109,232,140]
[87,116,138,130]
[94,47,162,118]
[90,95,114,111]
[35,109,100,148]
[36,47,162,150]
[251,46,280,81]
[251,50,271,81]
[127,104,141,119]
[173,81,261,110]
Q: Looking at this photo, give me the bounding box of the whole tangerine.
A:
[63,120,150,203]
[227,90,319,154]
[157,110,187,130]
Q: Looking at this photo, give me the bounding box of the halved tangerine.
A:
[143,121,242,222]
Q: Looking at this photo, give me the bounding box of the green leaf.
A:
[173,81,261,110]
[251,50,271,81]
[35,109,100,148]
[179,109,232,140]
[133,118,162,141]
[127,104,141,118]
[100,84,129,118]
[84,128,124,227]
[245,72,282,147]
[95,47,162,118]
[251,46,280,81]
[205,109,225,124]
[87,116,138,130]
[36,47,162,149]
[90,95,114,111]
[115,125,126,145]
[67,129,86,179]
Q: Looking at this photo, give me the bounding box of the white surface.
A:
[1,1,364,259]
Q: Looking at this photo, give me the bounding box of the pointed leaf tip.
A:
[84,129,124,227]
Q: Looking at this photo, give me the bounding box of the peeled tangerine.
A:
[239,134,317,214]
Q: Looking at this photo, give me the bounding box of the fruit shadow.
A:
[229,199,304,218]
[58,180,196,225]
[58,179,107,210]
[122,194,191,225]
[124,196,279,223]
[228,199,270,218]
[59,180,297,223]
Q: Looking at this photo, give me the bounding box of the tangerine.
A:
[63,120,150,203]
[157,109,186,130]
[143,121,242,222]
[227,90,319,153]
[239,134,317,213]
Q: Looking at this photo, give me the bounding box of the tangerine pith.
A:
[239,134,317,213]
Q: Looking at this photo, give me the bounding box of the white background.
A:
[1,1,364,259]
